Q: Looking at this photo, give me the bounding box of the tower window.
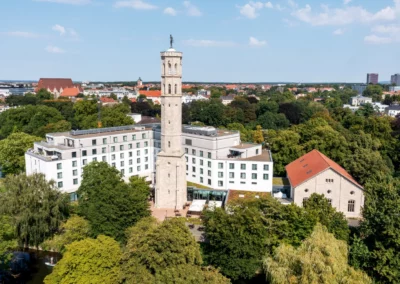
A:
[168,62,172,74]
[168,141,171,148]
[168,84,171,94]
[174,63,178,74]
[175,84,177,94]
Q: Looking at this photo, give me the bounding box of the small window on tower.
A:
[174,63,178,74]
[175,84,177,94]
[168,141,171,148]
[168,84,171,94]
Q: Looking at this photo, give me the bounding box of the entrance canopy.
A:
[188,199,207,212]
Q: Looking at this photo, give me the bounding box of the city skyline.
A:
[1,0,400,82]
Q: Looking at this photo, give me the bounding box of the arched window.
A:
[168,62,172,75]
[327,198,332,206]
[174,63,178,74]
[174,84,177,94]
[348,200,355,212]
[168,141,171,148]
[168,84,171,94]
[302,197,308,207]
[163,84,165,94]
[163,63,165,75]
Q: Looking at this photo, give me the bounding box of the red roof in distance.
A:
[140,90,161,97]
[60,86,81,97]
[36,78,74,92]
[285,149,362,189]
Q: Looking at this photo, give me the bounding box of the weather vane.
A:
[170,34,174,49]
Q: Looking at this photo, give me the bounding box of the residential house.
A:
[385,105,400,117]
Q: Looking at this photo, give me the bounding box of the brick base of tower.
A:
[155,153,187,209]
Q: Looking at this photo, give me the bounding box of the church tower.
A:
[155,37,187,209]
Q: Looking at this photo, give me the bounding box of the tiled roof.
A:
[36,78,74,92]
[100,97,117,103]
[60,86,81,97]
[285,149,362,189]
[140,90,161,97]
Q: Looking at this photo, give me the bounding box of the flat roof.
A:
[239,150,272,162]
[47,127,152,139]
[231,143,258,150]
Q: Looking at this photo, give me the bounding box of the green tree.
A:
[303,194,350,241]
[257,112,290,130]
[73,100,98,129]
[0,132,42,175]
[77,162,150,242]
[101,104,134,127]
[36,88,53,100]
[0,215,17,271]
[363,85,383,102]
[44,235,122,284]
[264,224,371,284]
[41,215,90,253]
[0,173,69,247]
[37,120,72,137]
[122,95,131,106]
[360,175,400,283]
[121,217,228,283]
[252,125,264,144]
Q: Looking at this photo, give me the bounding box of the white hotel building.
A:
[25,125,273,203]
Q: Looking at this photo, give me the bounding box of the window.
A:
[200,177,204,183]
[185,139,193,146]
[120,153,124,159]
[82,150,87,157]
[218,163,223,169]
[129,167,133,173]
[241,164,246,170]
[73,179,78,185]
[144,142,148,147]
[326,179,334,183]
[57,172,62,179]
[350,191,355,195]
[102,156,106,162]
[192,158,196,164]
[120,145,124,151]
[92,139,97,146]
[93,157,97,162]
[256,149,259,155]
[208,161,211,168]
[229,181,234,184]
[240,181,245,184]
[200,151,203,157]
[112,163,116,167]
[102,147,106,154]
[142,133,146,139]
[241,173,246,179]
[137,150,140,156]
[129,144,132,149]
[229,172,234,178]
[123,135,127,142]
[57,163,62,170]
[218,181,223,187]
[218,172,223,178]
[192,167,196,172]
[327,199,332,205]
[73,169,78,176]
[129,159,133,165]
[229,163,235,169]
[72,152,77,158]
[113,137,117,143]
[185,148,188,153]
[129,151,133,157]
[200,168,203,174]
[137,158,141,163]
[186,165,188,171]
[112,154,115,160]
[192,149,196,155]
[83,159,87,165]
[200,160,203,166]
[103,138,107,144]
[111,146,115,152]
[137,166,141,171]
[136,142,140,148]
[92,149,97,155]
[208,179,211,185]
[175,84,177,94]
[168,84,171,94]
[121,169,125,175]
[72,161,77,167]
[58,182,63,188]
[145,157,148,162]
[145,164,149,170]
[263,174,269,180]
[252,164,257,171]
[208,170,211,177]
[121,161,124,167]
[185,156,188,162]
[348,200,355,212]
[302,198,309,207]
[252,173,257,179]
[132,134,136,140]
[263,164,269,171]
[305,189,309,192]
[208,152,212,159]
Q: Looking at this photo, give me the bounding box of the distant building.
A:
[352,84,367,95]
[389,86,400,92]
[60,86,82,98]
[220,94,235,105]
[391,74,400,86]
[372,102,389,113]
[366,73,379,85]
[286,149,364,218]
[100,97,118,106]
[36,78,77,98]
[350,95,372,106]
[127,113,142,123]
[385,105,400,117]
[137,77,143,87]
[0,89,11,97]
[182,94,208,104]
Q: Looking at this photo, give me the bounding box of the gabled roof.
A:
[285,149,362,189]
[140,90,161,97]
[100,97,117,103]
[60,86,81,97]
[36,78,74,92]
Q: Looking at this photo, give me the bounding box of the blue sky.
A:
[1,0,400,82]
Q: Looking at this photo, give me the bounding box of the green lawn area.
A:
[187,181,211,190]
[273,177,290,186]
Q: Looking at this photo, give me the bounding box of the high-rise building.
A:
[155,41,187,209]
[391,74,400,86]
[366,73,379,85]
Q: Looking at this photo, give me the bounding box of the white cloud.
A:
[292,1,400,26]
[3,31,41,38]
[364,34,392,44]
[343,0,352,5]
[239,2,264,19]
[52,24,66,35]
[34,0,91,4]
[69,28,78,37]
[333,28,344,35]
[164,7,177,16]
[265,2,273,9]
[372,24,400,34]
[182,39,236,47]
[249,36,267,46]
[45,45,66,53]
[114,0,157,10]
[288,0,297,9]
[183,1,202,17]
